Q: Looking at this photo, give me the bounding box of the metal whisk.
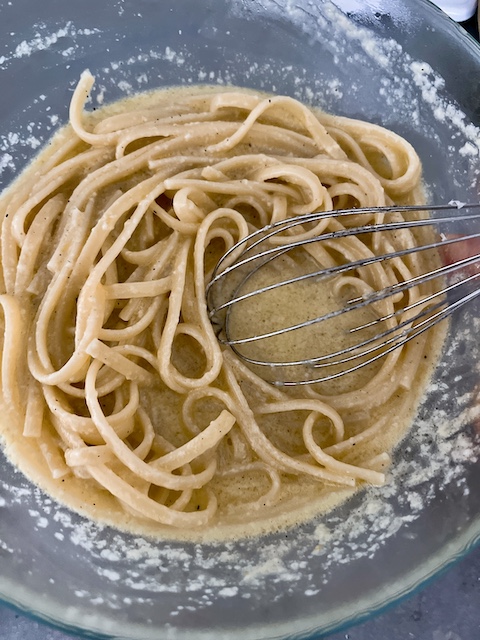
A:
[206,203,480,386]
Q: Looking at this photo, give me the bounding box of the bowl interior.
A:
[0,1,480,638]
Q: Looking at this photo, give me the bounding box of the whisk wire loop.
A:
[207,203,480,386]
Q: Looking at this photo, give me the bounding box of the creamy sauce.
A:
[0,85,446,541]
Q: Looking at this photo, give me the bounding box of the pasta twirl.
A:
[0,72,443,534]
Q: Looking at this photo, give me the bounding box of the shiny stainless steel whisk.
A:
[206,203,480,386]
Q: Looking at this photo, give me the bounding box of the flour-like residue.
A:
[0,22,101,68]
[0,21,102,177]
[410,61,480,158]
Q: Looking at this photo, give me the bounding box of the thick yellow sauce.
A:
[0,85,446,541]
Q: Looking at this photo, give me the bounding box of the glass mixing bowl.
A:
[0,0,479,638]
